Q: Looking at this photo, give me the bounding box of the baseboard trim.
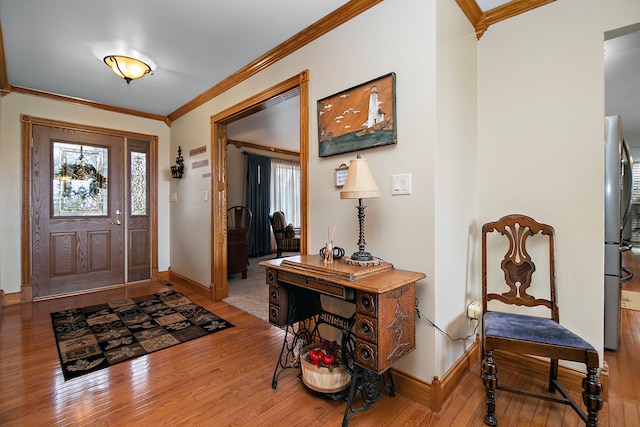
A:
[2,291,22,306]
[391,336,609,411]
[393,338,481,411]
[492,350,610,401]
[15,272,174,304]
[157,270,170,283]
[432,338,482,411]
[391,368,432,408]
[168,269,212,299]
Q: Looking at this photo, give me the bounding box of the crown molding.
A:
[456,0,555,39]
[0,22,11,95]
[0,1,380,124]
[227,139,299,157]
[0,0,553,123]
[10,85,170,124]
[167,0,382,122]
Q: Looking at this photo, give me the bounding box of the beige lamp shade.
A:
[340,156,381,199]
[103,55,152,83]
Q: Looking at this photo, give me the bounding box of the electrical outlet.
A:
[467,301,482,319]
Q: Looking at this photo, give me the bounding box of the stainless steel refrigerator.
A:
[604,115,633,350]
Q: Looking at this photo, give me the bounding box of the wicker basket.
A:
[300,350,351,393]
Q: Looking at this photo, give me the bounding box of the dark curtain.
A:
[245,153,271,257]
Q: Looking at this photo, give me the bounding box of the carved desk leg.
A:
[271,286,321,389]
[271,312,315,389]
[342,364,395,427]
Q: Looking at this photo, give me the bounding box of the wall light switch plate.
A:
[170,192,178,202]
[391,173,412,196]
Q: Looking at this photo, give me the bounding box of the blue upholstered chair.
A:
[481,214,602,426]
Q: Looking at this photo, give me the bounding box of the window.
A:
[52,142,108,217]
[130,151,147,216]
[270,158,300,227]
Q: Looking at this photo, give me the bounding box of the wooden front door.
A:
[31,125,125,298]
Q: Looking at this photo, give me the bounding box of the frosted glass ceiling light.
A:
[103,55,152,84]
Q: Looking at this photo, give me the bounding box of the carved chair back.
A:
[227,206,252,239]
[482,213,559,323]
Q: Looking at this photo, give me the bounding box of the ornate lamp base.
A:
[343,256,382,267]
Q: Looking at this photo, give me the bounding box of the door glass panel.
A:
[52,142,108,216]
[130,151,147,216]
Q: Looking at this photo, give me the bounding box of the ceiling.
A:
[3,1,637,149]
[0,0,350,118]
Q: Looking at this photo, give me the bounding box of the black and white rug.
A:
[51,290,234,380]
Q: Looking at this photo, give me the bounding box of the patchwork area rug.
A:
[51,290,234,380]
[621,289,640,312]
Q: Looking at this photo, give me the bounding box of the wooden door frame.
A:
[210,71,309,301]
[20,114,159,302]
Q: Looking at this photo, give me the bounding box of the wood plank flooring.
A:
[1,256,639,426]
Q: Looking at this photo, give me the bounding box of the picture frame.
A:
[334,164,349,187]
[317,72,396,158]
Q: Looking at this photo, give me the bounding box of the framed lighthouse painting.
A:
[317,72,396,157]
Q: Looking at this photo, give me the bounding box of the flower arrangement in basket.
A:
[301,339,351,393]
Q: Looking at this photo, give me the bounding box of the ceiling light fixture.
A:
[103,55,152,84]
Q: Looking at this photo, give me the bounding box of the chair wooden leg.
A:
[482,350,498,426]
[549,358,559,393]
[582,367,603,427]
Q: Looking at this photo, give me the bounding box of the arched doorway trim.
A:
[210,71,309,300]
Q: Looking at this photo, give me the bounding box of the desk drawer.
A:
[278,271,354,300]
[356,291,377,317]
[266,268,278,286]
[355,315,377,343]
[355,339,378,371]
[269,303,287,326]
[269,285,284,306]
[268,285,289,326]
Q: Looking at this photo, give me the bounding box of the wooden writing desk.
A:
[260,255,425,425]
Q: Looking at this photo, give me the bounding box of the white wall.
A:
[167,103,213,286]
[477,0,640,360]
[169,0,477,383]
[433,0,480,375]
[0,92,171,294]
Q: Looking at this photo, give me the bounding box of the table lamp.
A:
[340,155,381,266]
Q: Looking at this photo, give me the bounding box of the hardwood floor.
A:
[1,257,639,426]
